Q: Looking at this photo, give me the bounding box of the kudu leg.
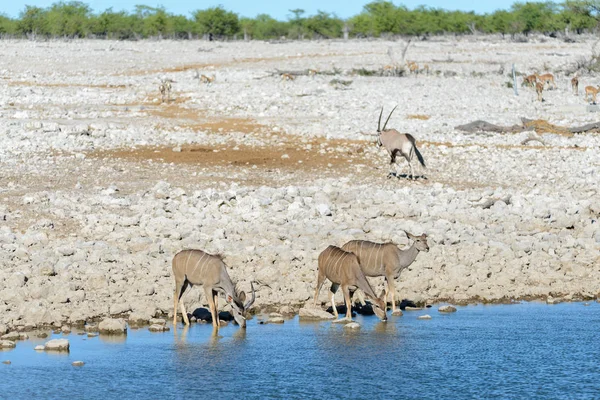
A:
[329,283,340,318]
[342,285,352,321]
[205,287,218,329]
[173,280,189,326]
[213,291,220,327]
[313,271,326,308]
[387,277,398,314]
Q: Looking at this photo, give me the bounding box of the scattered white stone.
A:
[72,361,85,367]
[439,305,457,313]
[417,315,432,320]
[98,318,127,335]
[299,306,335,320]
[34,345,45,351]
[344,322,361,329]
[44,339,69,351]
[0,340,16,349]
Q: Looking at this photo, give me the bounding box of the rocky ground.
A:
[0,36,598,331]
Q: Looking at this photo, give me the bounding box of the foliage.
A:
[193,6,239,37]
[3,1,600,40]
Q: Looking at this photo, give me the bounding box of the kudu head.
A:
[226,282,256,328]
[376,106,398,146]
[405,231,429,252]
[371,296,388,322]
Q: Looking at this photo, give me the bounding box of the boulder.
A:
[34,345,45,351]
[44,339,69,351]
[72,361,85,367]
[0,340,16,349]
[148,324,170,332]
[344,322,361,329]
[298,306,335,320]
[438,305,457,313]
[417,314,432,320]
[98,318,127,335]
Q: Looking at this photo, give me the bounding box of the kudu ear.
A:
[404,230,415,240]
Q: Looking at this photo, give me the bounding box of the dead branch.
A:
[456,118,600,135]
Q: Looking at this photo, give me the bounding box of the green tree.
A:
[17,5,49,35]
[193,6,239,37]
[303,11,343,38]
[45,1,91,37]
[0,15,17,35]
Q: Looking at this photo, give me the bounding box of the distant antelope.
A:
[584,85,600,104]
[172,249,255,329]
[281,73,295,81]
[535,72,557,90]
[375,106,426,180]
[536,81,544,102]
[313,245,387,322]
[382,64,400,76]
[200,74,216,85]
[308,68,318,78]
[521,74,537,88]
[159,79,172,103]
[421,63,430,75]
[571,74,579,95]
[407,61,419,75]
[342,232,429,315]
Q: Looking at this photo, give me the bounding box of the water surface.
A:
[2,302,599,399]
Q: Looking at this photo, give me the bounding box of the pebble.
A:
[72,361,85,367]
[418,315,432,320]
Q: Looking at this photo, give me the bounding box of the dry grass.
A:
[8,81,128,89]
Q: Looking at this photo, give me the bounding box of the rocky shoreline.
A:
[0,37,598,332]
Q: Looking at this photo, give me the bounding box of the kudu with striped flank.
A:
[342,231,429,314]
[172,249,255,329]
[375,106,426,180]
[313,245,387,322]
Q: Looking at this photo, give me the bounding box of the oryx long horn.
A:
[377,107,384,132]
[244,282,255,310]
[382,105,398,131]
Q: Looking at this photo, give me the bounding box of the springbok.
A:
[313,245,387,322]
[281,73,295,81]
[407,61,419,75]
[585,85,600,104]
[521,74,537,88]
[342,232,429,315]
[308,68,318,78]
[375,106,426,180]
[159,79,172,103]
[172,249,255,329]
[200,74,216,85]
[535,81,544,102]
[535,72,557,90]
[571,73,579,95]
[421,63,430,75]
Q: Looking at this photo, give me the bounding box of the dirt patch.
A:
[406,114,431,120]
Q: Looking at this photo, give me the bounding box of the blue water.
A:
[1,302,599,399]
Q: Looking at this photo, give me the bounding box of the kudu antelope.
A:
[172,249,255,329]
[585,85,600,104]
[571,73,579,95]
[200,74,216,85]
[342,232,429,315]
[375,106,426,180]
[313,245,387,322]
[535,73,557,90]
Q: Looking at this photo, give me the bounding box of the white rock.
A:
[98,318,127,334]
[417,315,432,320]
[298,306,335,320]
[44,339,69,351]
